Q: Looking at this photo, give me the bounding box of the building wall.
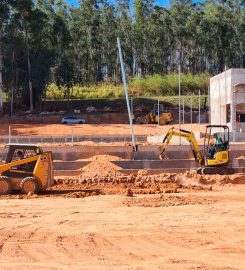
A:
[210,69,245,131]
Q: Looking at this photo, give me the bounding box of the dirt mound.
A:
[54,171,209,197]
[81,160,122,173]
[221,174,245,184]
[53,170,245,198]
[87,155,124,161]
[79,160,126,185]
[176,171,245,186]
[56,171,245,189]
[136,169,149,177]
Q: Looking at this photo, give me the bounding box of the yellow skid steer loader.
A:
[0,144,54,195]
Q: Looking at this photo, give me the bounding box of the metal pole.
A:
[198,89,201,124]
[130,96,133,117]
[224,65,227,124]
[130,96,134,123]
[8,126,11,143]
[117,37,136,150]
[71,125,74,146]
[208,86,211,124]
[190,94,192,131]
[182,97,184,124]
[157,97,160,138]
[178,64,181,144]
[219,80,221,125]
[158,97,160,127]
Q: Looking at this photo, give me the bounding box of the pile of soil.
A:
[54,170,245,197]
[78,157,125,185]
[86,155,124,161]
[81,160,122,173]
[4,170,242,200]
[178,171,245,186]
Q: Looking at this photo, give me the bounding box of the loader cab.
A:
[153,104,165,115]
[5,144,43,164]
[204,125,230,166]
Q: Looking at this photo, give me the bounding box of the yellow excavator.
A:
[0,144,54,195]
[159,125,235,175]
[135,104,173,125]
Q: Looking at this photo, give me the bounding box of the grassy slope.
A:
[42,95,208,112]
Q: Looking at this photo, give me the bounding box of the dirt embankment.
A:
[52,156,245,198]
[1,154,244,200]
[0,122,207,137]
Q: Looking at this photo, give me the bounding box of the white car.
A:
[61,116,85,124]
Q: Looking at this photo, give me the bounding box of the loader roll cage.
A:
[5,144,43,164]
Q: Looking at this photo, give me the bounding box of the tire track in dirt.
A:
[0,190,244,270]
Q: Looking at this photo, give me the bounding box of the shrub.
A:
[45,83,65,99]
[44,73,209,99]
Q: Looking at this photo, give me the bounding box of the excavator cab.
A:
[203,125,230,166]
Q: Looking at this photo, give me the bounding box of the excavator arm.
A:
[159,127,204,165]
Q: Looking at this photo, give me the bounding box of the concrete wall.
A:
[210,69,231,126]
[210,69,245,131]
[0,144,244,162]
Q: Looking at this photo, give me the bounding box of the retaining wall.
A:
[0,144,244,161]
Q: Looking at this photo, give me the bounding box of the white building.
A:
[210,68,245,132]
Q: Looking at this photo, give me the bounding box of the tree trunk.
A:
[10,50,16,116]
[24,19,34,113]
[27,46,33,112]
[66,85,70,112]
[0,32,3,116]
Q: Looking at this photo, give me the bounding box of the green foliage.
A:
[45,73,209,99]
[1,0,245,113]
[130,73,209,96]
[45,83,65,99]
[45,83,124,99]
[71,84,124,99]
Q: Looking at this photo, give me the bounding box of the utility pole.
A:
[178,64,181,144]
[117,37,136,151]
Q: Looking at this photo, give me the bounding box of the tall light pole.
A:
[117,37,136,151]
[178,64,181,144]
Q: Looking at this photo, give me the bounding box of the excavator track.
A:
[200,167,235,175]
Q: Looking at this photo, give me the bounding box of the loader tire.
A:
[0,176,12,195]
[20,177,39,194]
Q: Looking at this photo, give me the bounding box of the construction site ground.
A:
[0,115,245,269]
[0,183,244,270]
[0,159,245,269]
[0,123,206,136]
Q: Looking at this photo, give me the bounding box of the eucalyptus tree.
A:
[0,0,10,115]
[133,0,154,75]
[115,0,134,80]
[169,0,196,71]
[100,2,117,81]
[200,0,235,72]
[10,0,36,112]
